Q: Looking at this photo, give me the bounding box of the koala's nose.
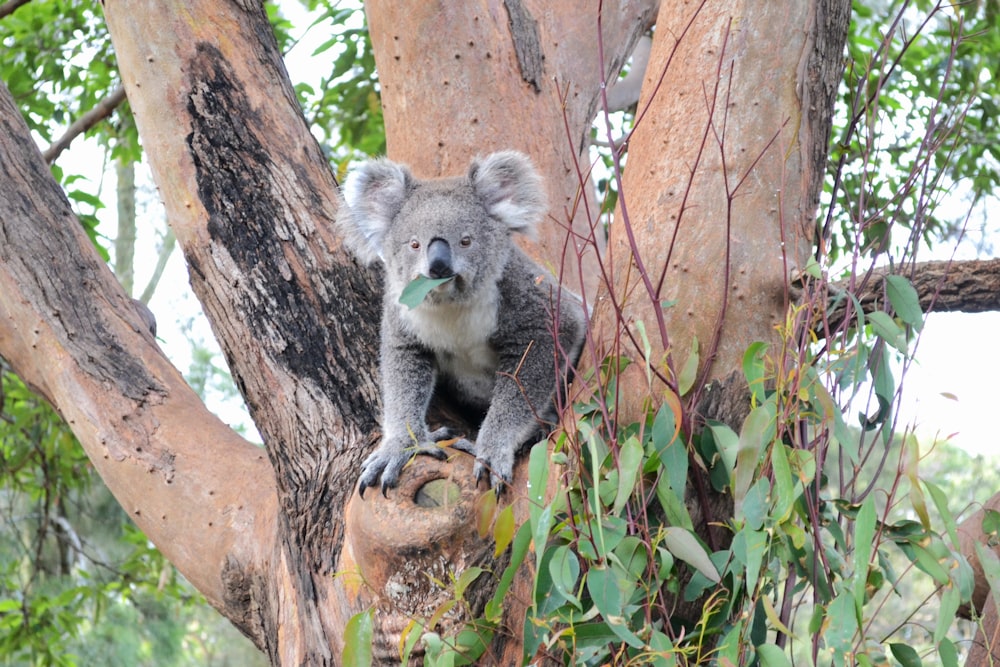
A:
[426,238,454,279]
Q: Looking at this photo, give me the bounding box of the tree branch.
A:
[0,0,31,20]
[137,228,176,306]
[818,258,1000,329]
[42,85,127,163]
[0,80,276,636]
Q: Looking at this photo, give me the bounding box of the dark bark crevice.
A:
[502,0,543,93]
[179,38,383,582]
[803,1,853,213]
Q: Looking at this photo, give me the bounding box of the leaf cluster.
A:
[824,0,1000,263]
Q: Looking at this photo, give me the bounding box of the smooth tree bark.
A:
[592,1,851,421]
[365,0,658,300]
[0,84,276,622]
[2,0,999,664]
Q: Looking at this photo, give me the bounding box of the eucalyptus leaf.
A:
[398,275,455,309]
[613,435,643,514]
[663,527,719,583]
[586,565,644,648]
[678,336,699,396]
[342,608,374,667]
[852,496,876,614]
[548,545,581,607]
[889,642,923,667]
[867,310,908,352]
[757,643,792,667]
[938,638,959,667]
[885,274,923,331]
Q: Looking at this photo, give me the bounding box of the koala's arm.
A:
[474,264,585,489]
[358,307,442,497]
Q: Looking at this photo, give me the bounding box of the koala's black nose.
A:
[427,238,454,279]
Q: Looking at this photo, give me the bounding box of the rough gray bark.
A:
[802,258,1000,335]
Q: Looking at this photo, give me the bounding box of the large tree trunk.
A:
[0,82,276,627]
[99,2,384,663]
[592,1,851,423]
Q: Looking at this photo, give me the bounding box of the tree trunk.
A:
[366,0,658,300]
[592,0,851,425]
[960,491,1000,665]
[0,81,276,630]
[114,157,136,293]
[357,2,660,662]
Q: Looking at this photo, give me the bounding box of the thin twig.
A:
[43,85,127,163]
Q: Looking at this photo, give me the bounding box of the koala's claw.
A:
[429,427,459,441]
[473,454,513,495]
[356,442,451,498]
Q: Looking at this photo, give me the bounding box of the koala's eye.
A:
[459,235,472,247]
[409,239,420,250]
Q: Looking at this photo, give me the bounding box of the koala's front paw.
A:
[357,438,447,498]
[472,445,516,494]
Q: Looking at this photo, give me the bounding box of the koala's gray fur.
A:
[337,151,586,496]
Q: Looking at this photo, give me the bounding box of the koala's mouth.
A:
[423,274,466,300]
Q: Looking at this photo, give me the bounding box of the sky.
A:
[896,311,1000,458]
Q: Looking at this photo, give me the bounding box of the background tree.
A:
[2,0,1000,665]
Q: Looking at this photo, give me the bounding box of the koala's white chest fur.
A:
[401,290,499,403]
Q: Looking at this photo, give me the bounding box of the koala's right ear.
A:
[336,159,412,264]
[469,151,547,237]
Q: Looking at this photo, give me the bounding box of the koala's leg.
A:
[474,284,586,492]
[358,338,445,498]
[474,336,561,492]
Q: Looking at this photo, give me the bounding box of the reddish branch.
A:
[42,85,127,163]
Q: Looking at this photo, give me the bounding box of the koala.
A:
[337,151,586,496]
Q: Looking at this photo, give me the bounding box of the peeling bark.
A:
[502,0,543,92]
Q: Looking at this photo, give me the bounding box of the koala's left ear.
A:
[469,151,547,236]
[336,159,413,264]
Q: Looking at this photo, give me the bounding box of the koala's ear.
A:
[469,151,547,236]
[336,159,412,264]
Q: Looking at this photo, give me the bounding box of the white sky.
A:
[899,311,1000,457]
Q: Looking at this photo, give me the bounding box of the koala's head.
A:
[337,151,546,304]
